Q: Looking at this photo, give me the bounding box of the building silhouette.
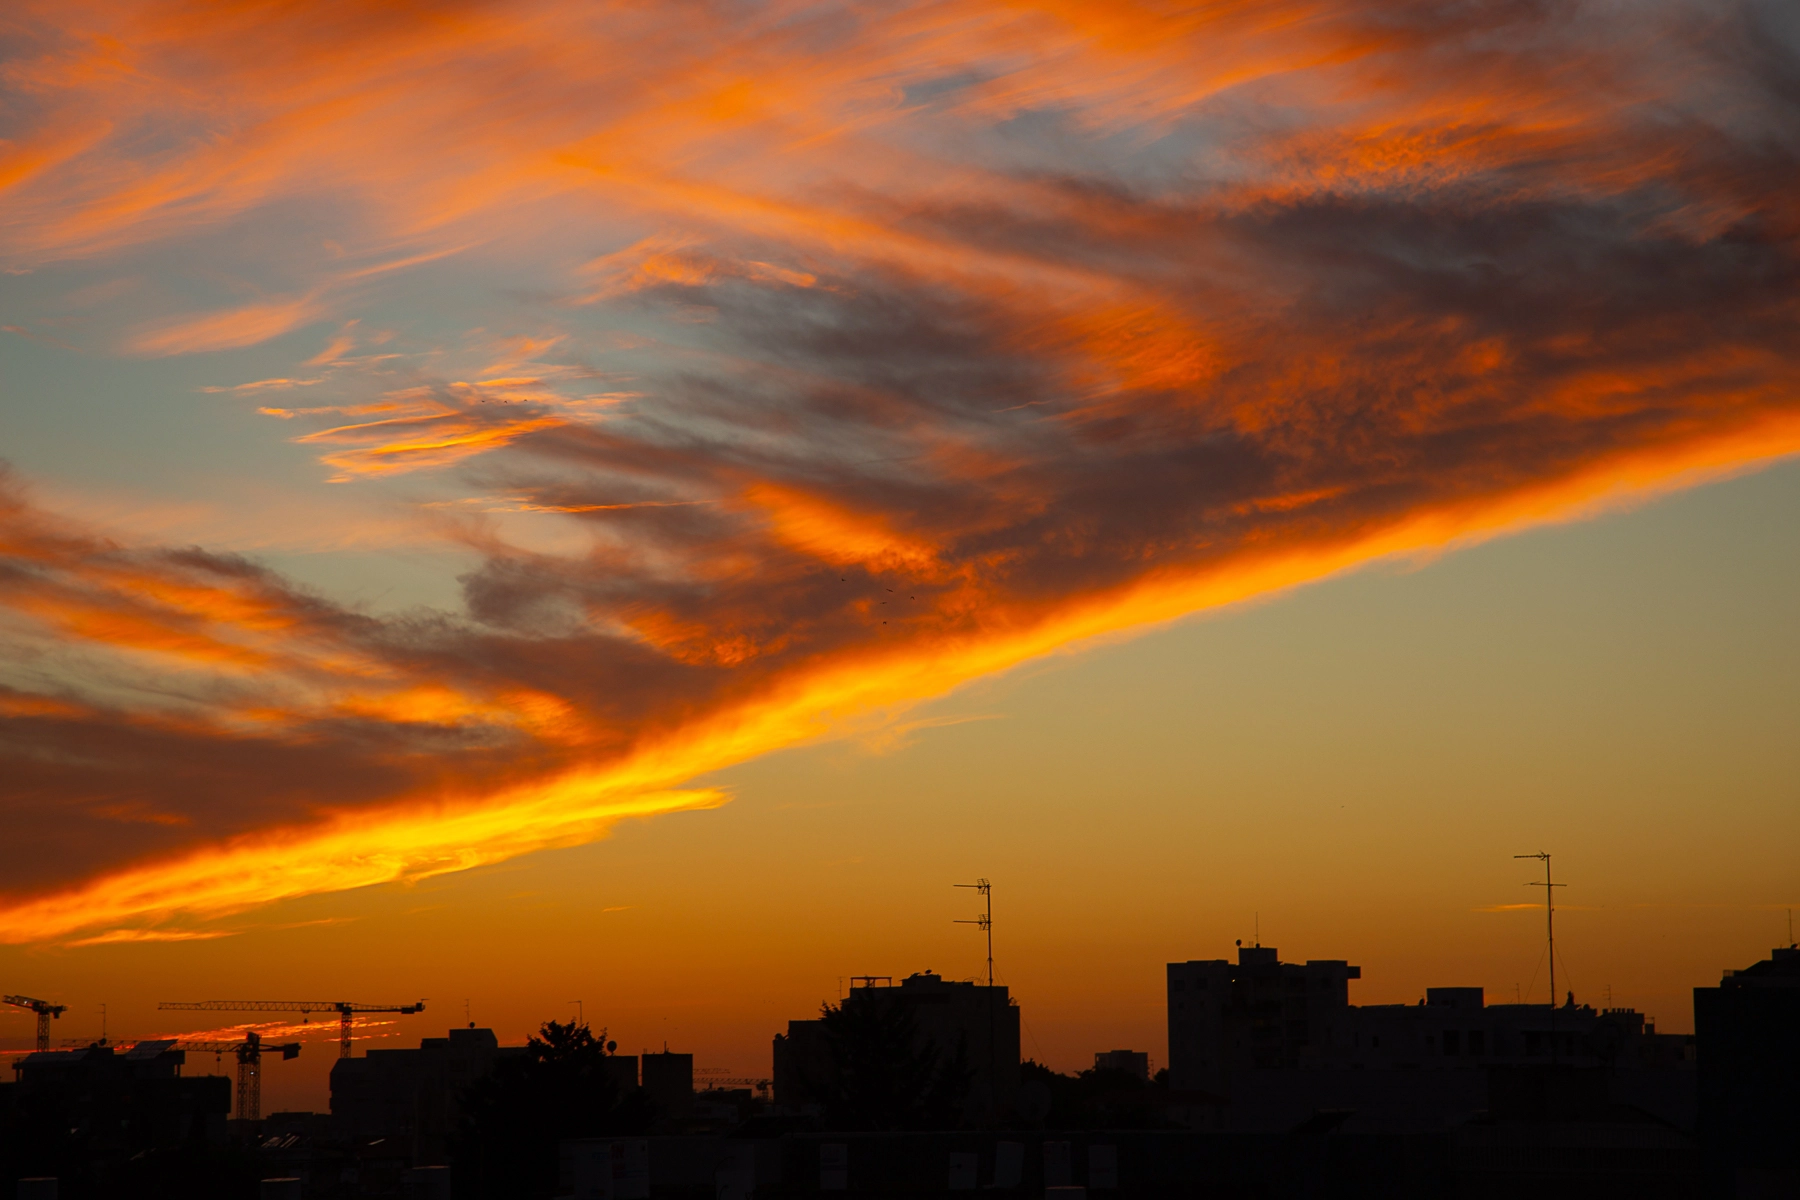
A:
[1168,943,1694,1133]
[603,1051,639,1097]
[5,1040,228,1141]
[774,972,1020,1123]
[640,1050,693,1119]
[0,1041,230,1188]
[330,1025,520,1165]
[1167,945,1361,1093]
[1093,1050,1150,1082]
[1694,943,1800,1179]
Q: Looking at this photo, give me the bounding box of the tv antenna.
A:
[954,879,993,987]
[1515,852,1565,1061]
[955,878,997,1122]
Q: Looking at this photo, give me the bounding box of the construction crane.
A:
[4,994,69,1052]
[168,1031,301,1122]
[157,999,425,1058]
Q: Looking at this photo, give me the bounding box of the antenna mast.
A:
[1516,852,1565,1061]
[955,879,993,987]
[955,878,996,1123]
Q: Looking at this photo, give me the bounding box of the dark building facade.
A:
[1168,944,1695,1133]
[641,1050,693,1118]
[774,972,1021,1122]
[1167,945,1362,1093]
[604,1052,639,1098]
[1,1041,230,1185]
[1694,944,1800,1175]
[330,1026,520,1165]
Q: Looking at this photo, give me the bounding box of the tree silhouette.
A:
[453,1019,652,1200]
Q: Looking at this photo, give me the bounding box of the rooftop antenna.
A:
[98,1003,107,1045]
[955,878,996,1122]
[1788,908,1795,949]
[1254,913,1260,948]
[570,1000,583,1027]
[1515,852,1565,1062]
[955,879,993,987]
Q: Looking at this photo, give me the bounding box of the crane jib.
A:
[155,999,425,1059]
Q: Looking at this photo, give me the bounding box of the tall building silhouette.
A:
[641,1050,693,1118]
[1167,944,1361,1094]
[1694,944,1800,1177]
[330,1026,519,1165]
[773,972,1020,1122]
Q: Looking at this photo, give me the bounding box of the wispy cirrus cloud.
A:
[200,378,324,395]
[291,386,568,481]
[64,928,237,947]
[129,294,327,356]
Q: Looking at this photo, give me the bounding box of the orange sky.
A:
[2,0,1798,1108]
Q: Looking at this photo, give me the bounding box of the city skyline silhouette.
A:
[1,3,1797,1191]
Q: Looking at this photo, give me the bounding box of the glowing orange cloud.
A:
[746,485,943,577]
[292,388,566,480]
[0,0,1796,942]
[130,295,326,356]
[0,761,725,943]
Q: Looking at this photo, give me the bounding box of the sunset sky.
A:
[2,0,1797,1113]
